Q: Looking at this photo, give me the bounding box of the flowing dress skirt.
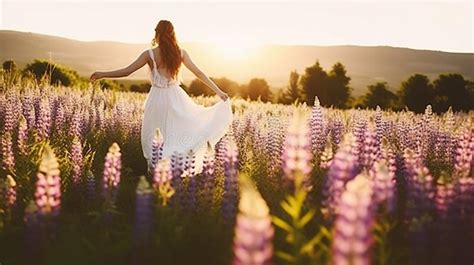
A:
[141,84,233,173]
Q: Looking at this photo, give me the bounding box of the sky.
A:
[1,0,473,53]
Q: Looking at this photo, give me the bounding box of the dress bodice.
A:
[148,48,182,88]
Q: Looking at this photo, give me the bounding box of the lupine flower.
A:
[281,109,313,182]
[323,133,359,215]
[102,143,122,200]
[361,121,380,170]
[70,136,83,185]
[331,174,375,265]
[35,144,61,216]
[36,97,51,141]
[170,151,185,205]
[232,181,274,265]
[266,115,285,175]
[153,158,175,206]
[184,149,197,210]
[133,176,155,247]
[1,131,15,172]
[2,174,17,209]
[309,96,326,156]
[150,128,164,171]
[17,114,29,156]
[319,137,334,170]
[369,159,396,212]
[435,178,454,219]
[201,141,216,207]
[453,129,473,179]
[222,139,239,221]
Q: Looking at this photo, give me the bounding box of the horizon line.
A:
[2,29,473,55]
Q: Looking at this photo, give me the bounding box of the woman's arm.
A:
[90,51,149,81]
[182,49,229,100]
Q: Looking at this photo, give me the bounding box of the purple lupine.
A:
[133,176,155,249]
[23,200,41,260]
[309,96,326,156]
[281,109,313,182]
[265,115,285,176]
[17,114,29,156]
[53,101,65,136]
[370,159,396,212]
[69,110,82,140]
[361,121,380,170]
[222,139,239,221]
[374,106,383,146]
[200,141,216,208]
[232,183,274,265]
[102,142,122,201]
[435,179,454,219]
[184,149,197,210]
[453,129,473,179]
[330,114,344,145]
[331,174,375,265]
[153,158,174,206]
[1,131,15,172]
[70,136,83,185]
[323,133,359,215]
[35,144,61,216]
[319,137,333,170]
[150,128,164,171]
[85,170,96,202]
[36,97,51,141]
[3,174,17,209]
[170,151,185,206]
[3,92,18,132]
[352,111,367,163]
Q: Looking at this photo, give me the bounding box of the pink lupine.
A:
[102,143,122,199]
[232,182,274,265]
[331,174,375,265]
[3,174,17,208]
[17,114,29,156]
[453,128,473,179]
[370,159,396,211]
[153,158,174,206]
[1,131,15,172]
[35,144,61,216]
[36,97,51,141]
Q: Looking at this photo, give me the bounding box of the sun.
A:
[214,38,260,60]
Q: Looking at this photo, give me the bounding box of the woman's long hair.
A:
[151,20,182,79]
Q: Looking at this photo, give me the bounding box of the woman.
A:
[90,20,233,173]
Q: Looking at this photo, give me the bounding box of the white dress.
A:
[141,48,233,173]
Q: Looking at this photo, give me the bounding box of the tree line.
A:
[3,59,473,113]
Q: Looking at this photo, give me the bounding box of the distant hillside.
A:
[1,30,473,96]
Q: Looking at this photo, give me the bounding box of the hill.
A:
[1,30,473,96]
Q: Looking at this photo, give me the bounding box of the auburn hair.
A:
[151,20,182,79]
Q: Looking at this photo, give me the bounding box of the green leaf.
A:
[272,216,292,233]
[297,209,315,228]
[281,200,297,218]
[276,251,296,262]
[300,231,323,255]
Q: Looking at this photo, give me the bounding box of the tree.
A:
[187,78,214,97]
[245,78,272,102]
[327,62,351,108]
[432,73,473,112]
[362,82,398,109]
[130,82,152,93]
[24,59,81,86]
[2,60,17,72]
[280,70,304,104]
[398,74,434,113]
[186,77,240,97]
[300,61,352,107]
[300,61,328,106]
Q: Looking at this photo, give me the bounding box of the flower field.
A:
[0,75,473,265]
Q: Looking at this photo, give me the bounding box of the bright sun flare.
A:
[214,39,260,60]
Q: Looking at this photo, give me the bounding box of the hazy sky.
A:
[1,0,473,53]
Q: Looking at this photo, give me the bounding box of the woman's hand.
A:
[90,71,104,82]
[216,90,229,101]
